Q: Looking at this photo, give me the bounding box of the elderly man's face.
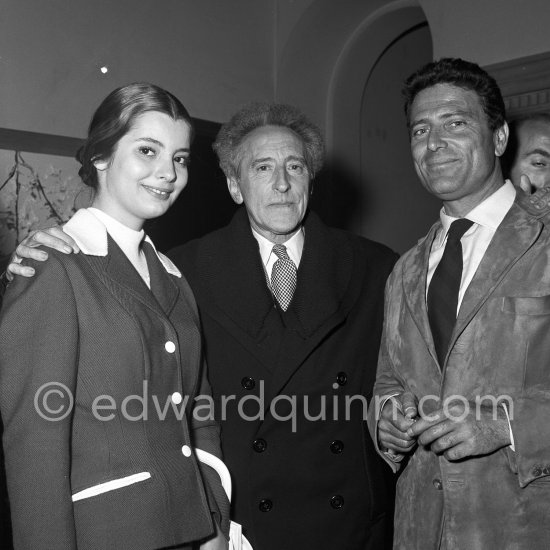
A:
[409,83,508,217]
[228,125,311,243]
[510,119,550,190]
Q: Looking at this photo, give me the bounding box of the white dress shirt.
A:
[427,180,517,312]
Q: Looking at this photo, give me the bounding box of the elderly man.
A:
[368,57,550,550]
[5,103,397,549]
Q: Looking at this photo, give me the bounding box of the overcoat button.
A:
[543,466,550,475]
[330,495,344,509]
[241,377,256,390]
[259,499,272,512]
[330,440,344,454]
[432,478,443,490]
[165,341,176,353]
[171,392,183,404]
[336,372,347,386]
[181,445,192,457]
[533,467,542,477]
[253,438,267,453]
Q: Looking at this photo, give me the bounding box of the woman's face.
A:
[92,111,191,230]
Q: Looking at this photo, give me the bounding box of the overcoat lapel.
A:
[452,202,543,347]
[195,210,280,371]
[267,212,358,400]
[196,210,359,396]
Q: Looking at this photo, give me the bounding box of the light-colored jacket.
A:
[369,197,550,550]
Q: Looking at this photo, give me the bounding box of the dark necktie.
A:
[427,218,474,365]
[141,240,165,303]
[271,244,297,311]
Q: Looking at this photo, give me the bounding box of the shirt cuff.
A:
[501,402,515,452]
[384,449,405,462]
[378,393,401,418]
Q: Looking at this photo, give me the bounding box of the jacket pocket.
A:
[502,295,550,315]
[500,295,550,388]
[72,471,151,502]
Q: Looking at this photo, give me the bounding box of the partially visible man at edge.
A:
[2,103,397,549]
[368,57,550,549]
[503,112,550,194]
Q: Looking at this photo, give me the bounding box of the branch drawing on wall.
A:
[0,149,88,256]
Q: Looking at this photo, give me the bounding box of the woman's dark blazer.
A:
[0,210,229,550]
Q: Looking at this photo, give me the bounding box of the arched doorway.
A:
[277,1,437,251]
[359,22,439,253]
[325,5,437,252]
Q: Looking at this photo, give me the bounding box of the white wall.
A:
[277,0,550,134]
[2,0,550,249]
[420,0,550,66]
[3,0,549,139]
[0,0,276,137]
[274,0,550,247]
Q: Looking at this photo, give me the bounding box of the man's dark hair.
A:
[402,57,506,131]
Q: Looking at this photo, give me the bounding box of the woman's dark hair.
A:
[402,57,506,131]
[76,82,193,188]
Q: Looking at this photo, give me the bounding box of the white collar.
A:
[63,208,181,277]
[251,226,304,268]
[438,179,516,242]
[88,208,145,269]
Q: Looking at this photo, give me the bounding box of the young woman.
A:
[0,83,229,549]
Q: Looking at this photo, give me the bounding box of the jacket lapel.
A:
[143,245,180,316]
[453,201,543,345]
[87,236,170,319]
[401,222,441,368]
[402,203,543,371]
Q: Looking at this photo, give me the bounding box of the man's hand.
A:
[377,391,418,459]
[407,400,511,461]
[6,227,79,281]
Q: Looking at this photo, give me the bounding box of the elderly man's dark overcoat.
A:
[170,208,397,550]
